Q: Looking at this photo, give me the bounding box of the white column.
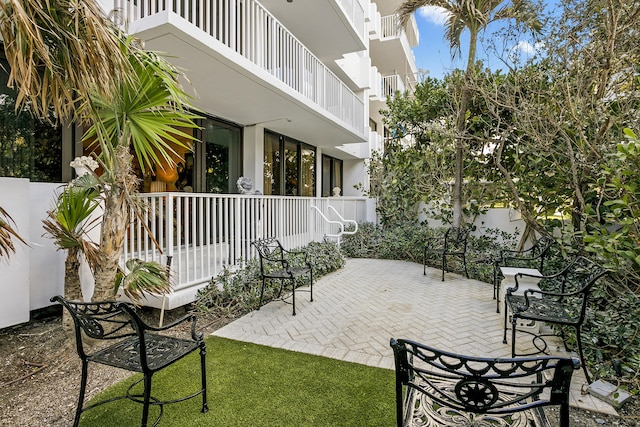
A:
[242,125,265,193]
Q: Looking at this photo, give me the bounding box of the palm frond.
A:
[0,206,27,258]
[42,186,100,251]
[0,0,131,121]
[83,36,202,175]
[117,258,171,302]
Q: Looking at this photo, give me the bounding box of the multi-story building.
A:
[0,0,418,327]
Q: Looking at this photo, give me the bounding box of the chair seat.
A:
[403,378,548,426]
[507,295,578,325]
[263,266,312,279]
[89,334,200,373]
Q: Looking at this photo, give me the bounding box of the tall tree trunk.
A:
[92,146,135,301]
[452,32,478,228]
[62,247,82,332]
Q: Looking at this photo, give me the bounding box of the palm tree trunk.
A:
[92,146,135,301]
[62,247,82,332]
[451,31,478,228]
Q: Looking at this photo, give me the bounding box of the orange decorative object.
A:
[156,166,178,183]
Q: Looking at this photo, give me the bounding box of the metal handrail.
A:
[326,205,358,235]
[310,205,344,238]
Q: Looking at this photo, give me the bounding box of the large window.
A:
[322,155,343,197]
[263,131,315,196]
[193,118,242,193]
[0,58,63,182]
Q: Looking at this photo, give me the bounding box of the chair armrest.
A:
[516,284,590,313]
[118,304,201,341]
[282,248,311,268]
[424,236,443,251]
[506,272,544,294]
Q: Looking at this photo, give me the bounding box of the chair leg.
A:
[258,277,266,310]
[423,248,427,275]
[73,360,89,427]
[502,304,509,344]
[291,279,296,316]
[200,342,209,413]
[559,401,570,427]
[441,254,446,281]
[510,315,518,357]
[493,266,497,300]
[142,373,153,427]
[309,270,313,302]
[462,255,469,278]
[575,327,592,384]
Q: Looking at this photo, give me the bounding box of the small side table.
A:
[500,267,543,333]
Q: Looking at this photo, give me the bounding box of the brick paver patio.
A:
[213,258,616,416]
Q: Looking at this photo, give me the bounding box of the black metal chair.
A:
[493,235,556,312]
[252,237,313,316]
[390,338,579,427]
[502,256,607,384]
[423,227,469,281]
[51,295,208,427]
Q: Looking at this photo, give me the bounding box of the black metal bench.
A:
[252,237,313,316]
[423,227,469,281]
[493,235,556,312]
[390,338,579,427]
[51,295,208,427]
[502,256,607,384]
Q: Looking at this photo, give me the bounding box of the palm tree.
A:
[1,1,198,302]
[83,37,200,301]
[397,0,540,227]
[42,183,100,329]
[0,0,128,121]
[0,0,125,262]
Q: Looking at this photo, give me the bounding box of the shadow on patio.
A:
[213,258,617,417]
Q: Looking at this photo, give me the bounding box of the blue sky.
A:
[412,6,541,79]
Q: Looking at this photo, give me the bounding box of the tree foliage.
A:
[375,70,511,225]
[476,0,640,237]
[397,0,541,227]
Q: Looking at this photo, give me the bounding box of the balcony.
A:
[111,0,366,145]
[369,14,418,83]
[257,0,366,64]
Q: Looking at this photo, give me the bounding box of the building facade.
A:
[0,0,418,326]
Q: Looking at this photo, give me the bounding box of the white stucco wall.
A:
[28,183,65,310]
[0,178,31,328]
[0,179,65,328]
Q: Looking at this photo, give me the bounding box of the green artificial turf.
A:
[78,336,396,426]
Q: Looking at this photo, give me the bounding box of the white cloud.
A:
[513,41,535,55]
[508,40,545,62]
[418,6,451,26]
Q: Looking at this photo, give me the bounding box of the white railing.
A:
[382,74,416,99]
[380,14,418,46]
[336,0,366,41]
[113,0,365,134]
[123,194,371,290]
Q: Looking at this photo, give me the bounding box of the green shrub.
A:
[342,223,519,284]
[195,241,344,316]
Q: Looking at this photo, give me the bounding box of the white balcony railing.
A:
[113,0,365,134]
[336,0,366,41]
[380,14,418,46]
[381,74,415,98]
[123,194,372,290]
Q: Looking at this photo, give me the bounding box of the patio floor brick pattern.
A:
[213,258,616,416]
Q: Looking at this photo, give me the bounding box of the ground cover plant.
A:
[195,241,344,316]
[76,337,395,427]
